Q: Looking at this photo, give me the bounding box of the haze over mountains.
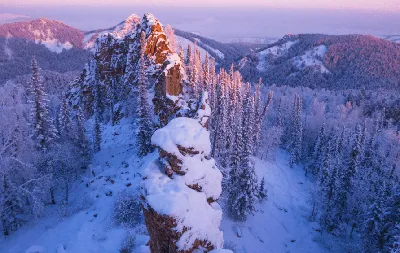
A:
[0,13,399,89]
[1,5,399,41]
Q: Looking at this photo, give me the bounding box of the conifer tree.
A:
[276,99,283,128]
[178,45,185,63]
[0,120,25,233]
[290,95,303,167]
[259,177,267,200]
[58,93,71,140]
[93,67,105,121]
[136,31,154,157]
[0,179,24,236]
[73,107,91,170]
[253,79,262,153]
[312,123,326,175]
[203,52,210,93]
[29,57,58,152]
[392,225,400,253]
[93,114,101,153]
[228,91,259,221]
[363,183,392,252]
[211,70,228,161]
[185,44,192,67]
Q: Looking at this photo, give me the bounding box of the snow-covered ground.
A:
[0,118,330,253]
[380,35,400,44]
[35,38,74,54]
[176,35,224,61]
[293,45,330,74]
[0,119,150,253]
[222,152,325,253]
[256,40,298,71]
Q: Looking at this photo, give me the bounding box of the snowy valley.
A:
[0,118,329,253]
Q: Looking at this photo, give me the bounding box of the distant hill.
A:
[3,17,398,90]
[174,29,263,68]
[0,18,85,52]
[239,34,400,89]
[0,37,90,84]
[0,15,262,84]
[382,35,400,44]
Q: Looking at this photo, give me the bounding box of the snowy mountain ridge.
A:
[0,18,85,53]
[238,33,400,89]
[83,14,141,49]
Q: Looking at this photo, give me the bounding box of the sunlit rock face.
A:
[67,13,185,124]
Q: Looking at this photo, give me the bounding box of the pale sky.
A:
[3,0,400,12]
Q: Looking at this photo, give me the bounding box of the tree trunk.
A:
[350,222,356,239]
[50,187,55,204]
[65,183,69,204]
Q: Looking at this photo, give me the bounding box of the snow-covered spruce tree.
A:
[190,57,199,100]
[178,45,185,63]
[238,94,259,220]
[1,76,51,235]
[93,67,105,121]
[318,132,332,190]
[343,124,363,197]
[136,31,154,157]
[29,57,58,205]
[253,79,262,152]
[195,48,203,87]
[225,72,236,162]
[208,57,217,112]
[312,123,326,175]
[185,43,193,91]
[211,70,228,164]
[228,87,258,221]
[203,52,209,86]
[363,182,392,252]
[391,223,400,253]
[259,177,267,201]
[276,98,283,128]
[29,57,58,152]
[0,119,24,235]
[227,105,244,214]
[289,95,303,168]
[0,177,24,236]
[73,107,91,171]
[93,113,102,153]
[105,76,116,124]
[332,123,365,236]
[319,129,344,232]
[388,188,400,252]
[58,93,72,140]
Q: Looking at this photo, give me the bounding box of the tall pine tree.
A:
[136,31,154,157]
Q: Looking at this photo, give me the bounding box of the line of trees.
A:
[0,58,91,236]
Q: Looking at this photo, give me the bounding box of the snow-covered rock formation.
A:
[141,92,228,252]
